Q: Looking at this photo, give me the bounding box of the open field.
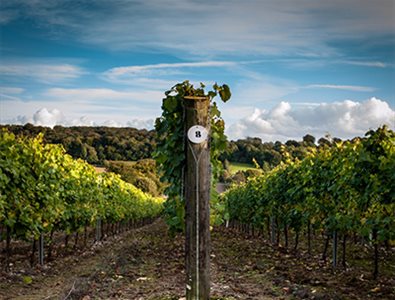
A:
[228,162,260,174]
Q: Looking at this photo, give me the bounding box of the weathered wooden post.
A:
[184,96,211,299]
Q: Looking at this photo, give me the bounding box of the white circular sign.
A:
[187,125,208,144]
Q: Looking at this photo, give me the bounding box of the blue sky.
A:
[0,0,394,141]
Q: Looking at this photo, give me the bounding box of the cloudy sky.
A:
[0,0,394,142]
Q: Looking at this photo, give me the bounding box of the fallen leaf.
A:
[22,276,33,284]
[136,277,149,281]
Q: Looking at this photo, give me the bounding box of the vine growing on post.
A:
[154,80,231,233]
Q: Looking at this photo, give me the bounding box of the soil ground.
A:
[0,219,394,299]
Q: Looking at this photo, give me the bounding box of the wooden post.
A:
[184,96,211,300]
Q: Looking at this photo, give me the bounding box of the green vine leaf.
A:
[213,83,231,102]
[154,81,231,233]
[163,97,178,112]
[219,84,231,102]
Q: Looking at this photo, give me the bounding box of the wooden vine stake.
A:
[184,96,211,299]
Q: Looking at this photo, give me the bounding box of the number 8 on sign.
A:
[188,125,208,144]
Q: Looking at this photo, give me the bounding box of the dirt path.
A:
[1,219,394,299]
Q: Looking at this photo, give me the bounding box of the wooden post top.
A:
[184,96,209,101]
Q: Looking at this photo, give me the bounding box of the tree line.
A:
[0,124,156,165]
[221,134,340,169]
[1,124,340,170]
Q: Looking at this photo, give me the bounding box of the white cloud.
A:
[2,97,394,140]
[31,108,65,128]
[101,61,236,88]
[104,77,177,90]
[227,98,395,142]
[2,0,393,58]
[1,106,155,129]
[126,119,154,129]
[105,61,236,77]
[0,84,163,127]
[0,7,19,24]
[0,86,25,94]
[342,61,389,68]
[0,86,25,101]
[226,75,299,115]
[101,120,123,127]
[0,63,84,83]
[45,87,163,104]
[306,84,376,92]
[67,116,95,127]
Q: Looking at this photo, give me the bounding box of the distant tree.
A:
[274,141,283,152]
[303,134,316,146]
[105,159,164,196]
[333,137,342,144]
[318,137,331,147]
[285,139,300,147]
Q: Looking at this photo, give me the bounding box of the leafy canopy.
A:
[154,81,231,233]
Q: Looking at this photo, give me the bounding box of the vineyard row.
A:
[221,126,395,278]
[0,130,163,268]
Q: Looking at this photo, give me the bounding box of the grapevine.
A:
[0,130,164,265]
[222,125,395,277]
[154,80,231,232]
